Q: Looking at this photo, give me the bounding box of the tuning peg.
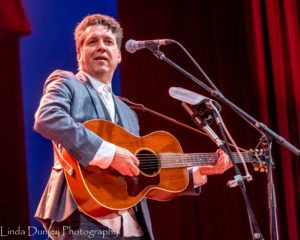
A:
[254,166,260,172]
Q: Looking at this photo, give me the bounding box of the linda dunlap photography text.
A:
[0,225,119,239]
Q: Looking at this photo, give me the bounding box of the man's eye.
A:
[88,40,97,45]
[105,40,114,45]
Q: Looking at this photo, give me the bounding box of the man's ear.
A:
[77,51,82,63]
[118,51,122,63]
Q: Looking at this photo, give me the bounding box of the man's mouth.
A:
[94,56,108,61]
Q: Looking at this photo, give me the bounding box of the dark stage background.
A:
[1,0,299,240]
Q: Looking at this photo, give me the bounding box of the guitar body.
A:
[62,119,189,218]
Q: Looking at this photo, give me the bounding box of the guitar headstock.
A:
[250,149,268,172]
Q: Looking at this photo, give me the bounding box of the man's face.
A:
[78,25,121,83]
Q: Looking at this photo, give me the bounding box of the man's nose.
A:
[97,41,106,51]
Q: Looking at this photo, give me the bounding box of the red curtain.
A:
[0,0,31,38]
[246,1,300,239]
[0,0,31,230]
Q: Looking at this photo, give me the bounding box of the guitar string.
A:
[137,161,252,167]
[136,152,250,156]
[137,155,253,162]
[134,154,254,170]
[136,153,252,161]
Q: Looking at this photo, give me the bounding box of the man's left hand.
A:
[199,149,232,175]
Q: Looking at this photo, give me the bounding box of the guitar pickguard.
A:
[125,174,160,197]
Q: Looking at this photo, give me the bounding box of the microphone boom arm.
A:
[150,48,300,156]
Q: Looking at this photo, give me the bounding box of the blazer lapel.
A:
[76,71,105,119]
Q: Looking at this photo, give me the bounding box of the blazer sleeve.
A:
[33,70,102,166]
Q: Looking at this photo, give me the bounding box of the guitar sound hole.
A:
[136,150,160,175]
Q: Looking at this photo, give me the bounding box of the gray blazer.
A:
[34,69,199,240]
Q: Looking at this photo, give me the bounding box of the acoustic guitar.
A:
[58,119,265,218]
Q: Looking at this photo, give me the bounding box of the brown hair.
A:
[74,13,123,54]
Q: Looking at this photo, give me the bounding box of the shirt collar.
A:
[83,72,112,94]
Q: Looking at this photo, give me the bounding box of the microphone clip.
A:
[169,87,224,148]
[146,43,161,52]
[189,100,216,127]
[182,102,224,148]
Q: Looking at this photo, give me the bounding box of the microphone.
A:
[168,87,221,111]
[125,39,173,53]
[169,87,224,148]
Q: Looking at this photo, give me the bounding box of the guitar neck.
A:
[159,152,254,168]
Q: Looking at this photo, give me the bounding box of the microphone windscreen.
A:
[169,87,207,105]
[125,39,136,53]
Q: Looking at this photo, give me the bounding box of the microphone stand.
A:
[181,101,264,240]
[149,47,300,240]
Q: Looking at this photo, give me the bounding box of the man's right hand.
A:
[110,146,140,176]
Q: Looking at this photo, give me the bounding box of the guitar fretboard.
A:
[159,152,256,169]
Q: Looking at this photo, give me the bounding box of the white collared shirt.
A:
[88,75,115,122]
